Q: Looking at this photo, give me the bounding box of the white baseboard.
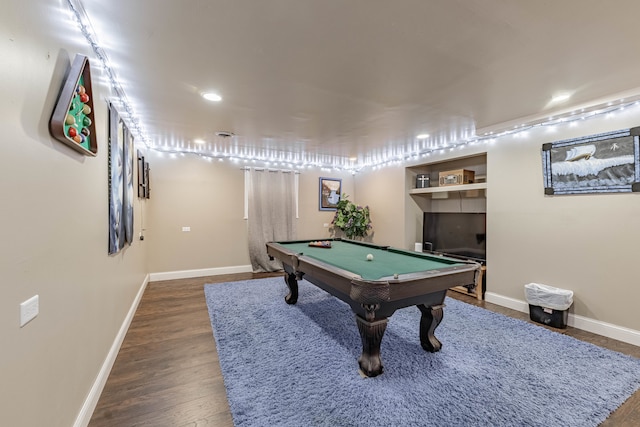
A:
[149,264,253,282]
[73,273,150,427]
[74,265,254,425]
[484,292,529,313]
[485,291,640,347]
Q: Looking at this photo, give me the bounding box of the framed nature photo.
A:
[542,127,640,195]
[319,177,342,210]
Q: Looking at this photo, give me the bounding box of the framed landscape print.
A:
[319,177,342,210]
[542,127,640,195]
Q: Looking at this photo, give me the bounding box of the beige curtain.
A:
[247,168,297,272]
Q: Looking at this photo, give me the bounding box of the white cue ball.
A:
[366,254,373,261]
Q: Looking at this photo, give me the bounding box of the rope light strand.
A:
[67,0,640,173]
[66,0,150,148]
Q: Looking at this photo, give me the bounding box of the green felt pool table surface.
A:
[277,240,466,281]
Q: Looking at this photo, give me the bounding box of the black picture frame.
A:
[136,150,151,199]
[319,177,342,210]
[108,104,125,254]
[144,161,150,199]
[542,127,640,195]
[137,150,147,198]
[123,125,134,244]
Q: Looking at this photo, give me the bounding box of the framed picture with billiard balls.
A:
[49,54,98,156]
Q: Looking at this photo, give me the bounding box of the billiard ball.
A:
[65,114,75,125]
[80,93,89,103]
[81,127,90,136]
[73,135,82,144]
[82,104,91,115]
[366,254,373,261]
[393,273,399,279]
[68,127,77,138]
[83,116,92,126]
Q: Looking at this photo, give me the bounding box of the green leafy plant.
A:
[330,194,372,239]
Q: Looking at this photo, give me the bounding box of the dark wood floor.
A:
[89,273,640,426]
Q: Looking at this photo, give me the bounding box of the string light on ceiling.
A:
[66,0,150,148]
[181,94,637,173]
[67,0,640,173]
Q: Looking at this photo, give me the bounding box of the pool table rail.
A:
[266,239,480,301]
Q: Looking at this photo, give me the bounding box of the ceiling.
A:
[75,0,640,169]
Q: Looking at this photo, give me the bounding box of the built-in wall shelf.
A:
[409,182,487,196]
[406,153,488,205]
[406,153,488,299]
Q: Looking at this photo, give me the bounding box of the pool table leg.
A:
[418,304,444,352]
[283,272,299,304]
[355,313,388,377]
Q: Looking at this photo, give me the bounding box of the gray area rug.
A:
[204,277,640,426]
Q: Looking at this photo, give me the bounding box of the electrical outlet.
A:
[323,223,329,228]
[20,295,39,327]
[182,226,191,232]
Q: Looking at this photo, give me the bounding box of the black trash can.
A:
[524,283,573,329]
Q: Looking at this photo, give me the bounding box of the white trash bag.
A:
[524,283,573,311]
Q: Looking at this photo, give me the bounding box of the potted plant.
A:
[330,194,372,239]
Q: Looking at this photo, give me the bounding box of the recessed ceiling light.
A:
[416,134,429,139]
[202,92,222,102]
[551,93,571,103]
[194,139,206,144]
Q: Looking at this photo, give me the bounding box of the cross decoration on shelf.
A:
[416,174,430,188]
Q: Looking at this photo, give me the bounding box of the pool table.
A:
[266,238,481,377]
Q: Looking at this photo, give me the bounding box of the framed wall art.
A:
[144,160,150,198]
[137,150,150,198]
[123,126,134,244]
[49,54,98,156]
[542,127,640,195]
[108,104,124,254]
[108,103,135,254]
[319,177,342,210]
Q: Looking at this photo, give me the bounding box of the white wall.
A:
[355,166,407,247]
[146,153,251,275]
[487,111,640,331]
[373,107,640,334]
[145,105,640,336]
[146,152,355,276]
[3,2,640,426]
[0,1,148,426]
